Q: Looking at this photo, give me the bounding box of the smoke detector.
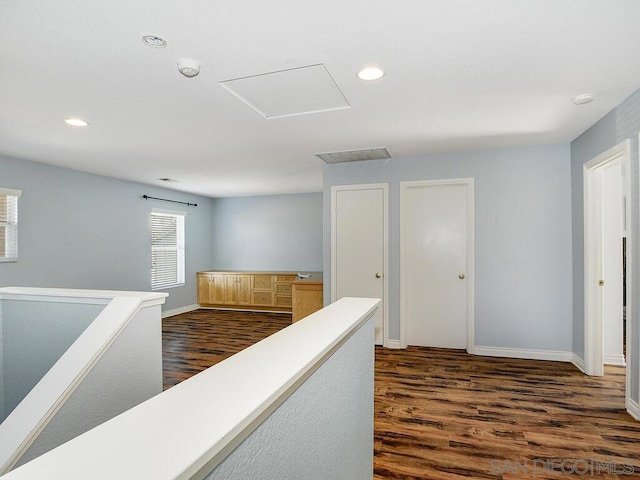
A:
[178,59,200,78]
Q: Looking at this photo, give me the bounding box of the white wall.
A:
[211,193,322,272]
[323,144,573,353]
[0,155,216,312]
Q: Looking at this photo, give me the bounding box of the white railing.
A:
[2,296,379,480]
[0,287,167,474]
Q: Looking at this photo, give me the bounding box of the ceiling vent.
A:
[315,147,391,164]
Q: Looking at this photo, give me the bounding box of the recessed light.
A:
[357,66,385,81]
[142,35,167,48]
[572,94,594,105]
[158,178,179,183]
[64,118,89,127]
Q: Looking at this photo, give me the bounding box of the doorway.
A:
[583,140,631,409]
[331,184,389,345]
[400,179,474,351]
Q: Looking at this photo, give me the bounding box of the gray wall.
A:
[323,144,573,352]
[571,87,640,403]
[1,300,104,423]
[0,155,216,311]
[211,193,322,272]
[205,317,374,480]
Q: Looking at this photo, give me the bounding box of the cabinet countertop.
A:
[292,273,323,285]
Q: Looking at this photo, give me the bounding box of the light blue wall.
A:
[1,300,104,423]
[323,144,573,352]
[205,317,374,480]
[571,87,640,403]
[0,155,216,311]
[211,193,322,272]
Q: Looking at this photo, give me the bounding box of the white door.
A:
[331,184,388,345]
[401,179,473,350]
[584,139,631,378]
[601,161,625,365]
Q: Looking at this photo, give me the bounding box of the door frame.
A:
[330,183,389,346]
[583,140,631,405]
[399,178,475,352]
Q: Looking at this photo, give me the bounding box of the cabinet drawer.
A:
[252,291,274,306]
[276,275,297,282]
[275,295,292,307]
[252,275,273,290]
[276,283,292,294]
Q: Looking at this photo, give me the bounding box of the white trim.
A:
[151,208,187,217]
[572,353,586,373]
[474,346,573,363]
[162,304,200,318]
[399,178,475,352]
[0,188,22,197]
[583,139,631,415]
[384,339,403,349]
[330,183,389,346]
[0,287,167,308]
[628,397,640,421]
[603,354,626,366]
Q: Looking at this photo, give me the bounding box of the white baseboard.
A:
[572,353,586,373]
[628,397,640,421]
[384,339,403,349]
[162,304,199,318]
[604,354,626,366]
[474,346,573,362]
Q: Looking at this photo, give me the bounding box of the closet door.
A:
[332,184,388,345]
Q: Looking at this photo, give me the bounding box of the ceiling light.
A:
[178,59,201,78]
[572,94,594,105]
[142,35,167,48]
[357,67,385,81]
[64,118,89,127]
[158,178,179,183]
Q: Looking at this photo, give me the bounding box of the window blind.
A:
[0,188,22,262]
[150,209,185,290]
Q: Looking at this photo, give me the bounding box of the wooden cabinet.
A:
[197,271,301,312]
[198,273,250,306]
[292,276,324,322]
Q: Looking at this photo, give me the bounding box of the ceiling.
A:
[1,1,640,198]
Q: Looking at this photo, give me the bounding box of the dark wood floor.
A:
[162,309,640,479]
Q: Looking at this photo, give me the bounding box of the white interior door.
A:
[401,179,473,350]
[331,184,388,345]
[601,161,625,365]
[584,139,631,380]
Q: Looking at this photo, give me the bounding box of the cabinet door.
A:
[207,274,227,304]
[197,274,211,304]
[237,275,252,305]
[223,275,239,304]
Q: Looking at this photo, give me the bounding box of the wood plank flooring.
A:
[162,308,292,390]
[162,309,640,479]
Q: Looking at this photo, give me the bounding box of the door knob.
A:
[375,273,382,278]
[458,273,465,279]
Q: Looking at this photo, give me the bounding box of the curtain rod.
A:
[142,195,198,207]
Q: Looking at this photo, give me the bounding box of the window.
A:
[0,188,21,262]
[150,209,185,290]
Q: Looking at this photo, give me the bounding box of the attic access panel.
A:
[219,64,351,119]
